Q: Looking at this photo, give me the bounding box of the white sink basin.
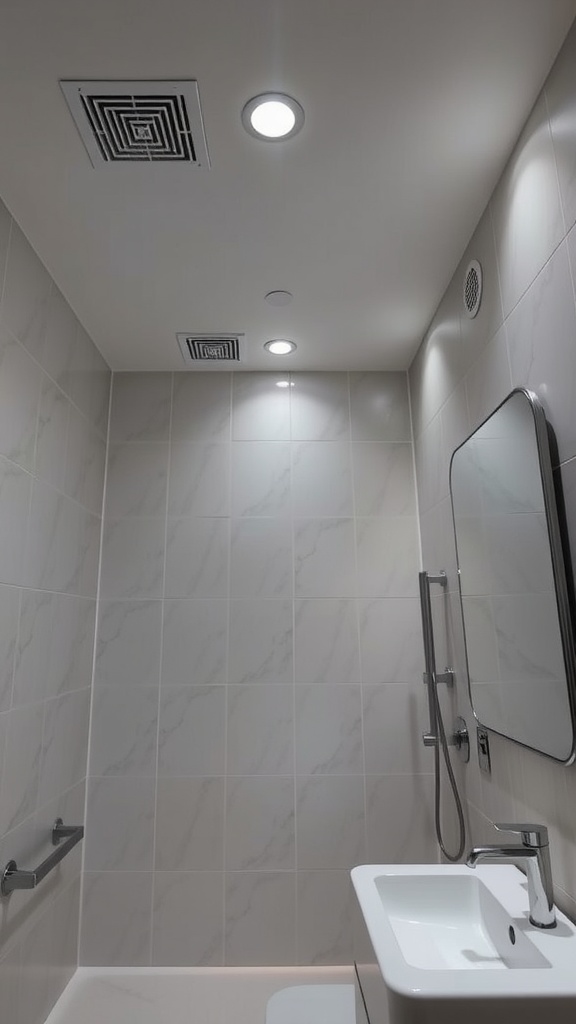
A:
[352,864,576,1024]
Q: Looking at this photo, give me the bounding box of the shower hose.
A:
[432,674,466,862]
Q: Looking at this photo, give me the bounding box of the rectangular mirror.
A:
[449,388,576,763]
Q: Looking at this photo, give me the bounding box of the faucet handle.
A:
[494,823,549,848]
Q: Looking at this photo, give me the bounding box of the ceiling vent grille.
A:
[177,334,243,365]
[463,260,482,319]
[60,81,210,167]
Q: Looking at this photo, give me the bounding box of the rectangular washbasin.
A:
[352,864,576,1024]
[375,873,549,970]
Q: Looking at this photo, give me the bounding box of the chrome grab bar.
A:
[1,819,84,897]
[419,570,453,747]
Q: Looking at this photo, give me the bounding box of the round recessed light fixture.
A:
[265,339,297,356]
[242,93,304,141]
[265,290,293,306]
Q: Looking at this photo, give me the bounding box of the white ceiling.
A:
[0,0,575,371]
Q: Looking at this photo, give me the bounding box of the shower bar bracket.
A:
[1,819,84,897]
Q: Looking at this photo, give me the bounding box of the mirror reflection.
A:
[450,389,576,762]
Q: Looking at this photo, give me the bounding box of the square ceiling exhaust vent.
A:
[177,334,244,365]
[60,80,210,167]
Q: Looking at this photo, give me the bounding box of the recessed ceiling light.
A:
[265,290,293,306]
[242,94,304,141]
[265,339,297,356]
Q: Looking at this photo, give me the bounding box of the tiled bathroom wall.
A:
[0,198,110,1024]
[81,368,434,967]
[409,18,576,916]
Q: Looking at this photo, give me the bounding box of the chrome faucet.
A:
[467,822,556,929]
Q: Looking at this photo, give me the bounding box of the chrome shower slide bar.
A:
[419,570,453,747]
[1,818,84,897]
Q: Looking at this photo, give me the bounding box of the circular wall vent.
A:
[463,260,482,318]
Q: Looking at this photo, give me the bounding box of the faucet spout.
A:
[466,845,531,869]
[467,823,556,929]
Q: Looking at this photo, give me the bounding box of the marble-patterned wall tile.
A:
[0,328,42,471]
[230,519,292,598]
[232,373,291,441]
[225,776,295,870]
[224,872,296,966]
[155,778,225,870]
[356,519,419,598]
[95,599,162,688]
[228,598,293,686]
[0,200,10,285]
[161,599,227,686]
[158,686,226,777]
[295,685,363,775]
[37,689,91,807]
[0,703,43,834]
[12,590,54,707]
[152,872,224,966]
[349,372,411,442]
[34,379,69,491]
[413,412,443,513]
[363,683,429,774]
[465,324,511,431]
[227,685,294,776]
[0,942,22,1024]
[89,686,158,777]
[105,442,168,518]
[165,517,229,598]
[352,443,415,516]
[109,372,171,443]
[64,407,106,514]
[292,442,353,517]
[296,870,353,965]
[41,286,77,393]
[294,518,356,598]
[366,775,436,862]
[231,441,291,517]
[0,222,51,362]
[294,599,360,684]
[85,776,155,871]
[290,373,350,440]
[81,872,153,966]
[296,776,366,869]
[169,442,230,516]
[172,372,231,441]
[0,457,31,585]
[506,240,576,464]
[100,517,165,599]
[0,585,18,711]
[358,598,424,684]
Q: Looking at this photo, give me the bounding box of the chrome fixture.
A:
[419,569,467,862]
[467,823,556,929]
[1,819,84,897]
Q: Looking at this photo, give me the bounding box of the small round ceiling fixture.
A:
[242,94,304,141]
[265,339,297,356]
[265,290,293,306]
